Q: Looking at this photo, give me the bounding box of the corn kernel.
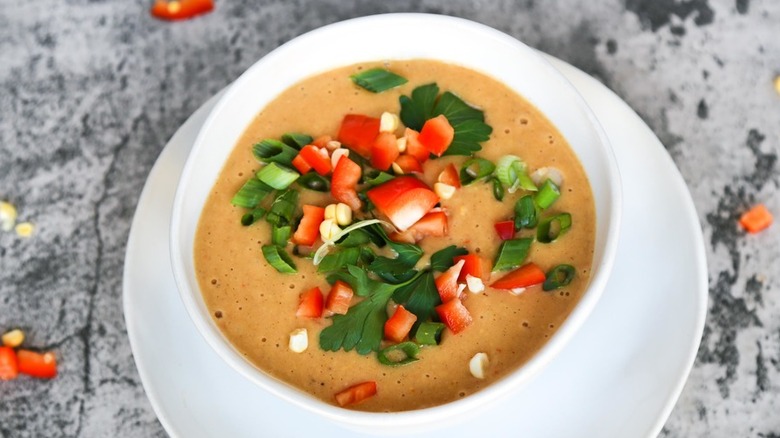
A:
[324,204,337,221]
[380,112,400,133]
[15,222,35,238]
[0,201,17,232]
[392,162,405,175]
[2,329,24,348]
[335,203,352,226]
[319,219,341,241]
[325,140,341,151]
[466,275,485,293]
[396,136,407,153]
[289,328,308,353]
[434,182,456,200]
[469,352,489,379]
[775,75,780,95]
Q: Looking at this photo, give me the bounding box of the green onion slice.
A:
[262,245,297,273]
[240,207,267,226]
[297,172,330,192]
[364,171,395,187]
[252,139,299,167]
[494,156,537,193]
[272,224,292,246]
[490,177,504,201]
[256,163,300,190]
[492,237,533,272]
[377,341,420,366]
[514,195,538,230]
[281,132,313,149]
[414,322,445,346]
[537,213,572,243]
[351,68,408,93]
[543,264,576,291]
[266,189,298,227]
[535,179,561,210]
[459,158,495,185]
[231,179,273,208]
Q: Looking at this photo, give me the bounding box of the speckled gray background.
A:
[1,0,778,436]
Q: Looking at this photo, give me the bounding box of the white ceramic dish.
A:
[123,55,707,437]
[168,14,621,429]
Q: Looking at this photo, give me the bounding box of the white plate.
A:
[123,56,707,438]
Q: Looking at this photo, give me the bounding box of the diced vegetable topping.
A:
[370,132,400,171]
[0,347,18,381]
[297,287,324,318]
[739,204,773,233]
[16,350,57,379]
[366,176,439,231]
[491,263,546,290]
[289,328,309,353]
[384,305,418,343]
[337,114,380,157]
[378,341,420,366]
[292,205,325,246]
[330,157,362,211]
[151,0,214,21]
[452,254,485,282]
[351,68,408,93]
[494,220,515,241]
[417,115,455,156]
[435,297,472,334]
[334,381,377,407]
[414,322,445,345]
[492,238,533,272]
[325,281,354,316]
[543,264,576,291]
[257,163,300,190]
[435,259,465,303]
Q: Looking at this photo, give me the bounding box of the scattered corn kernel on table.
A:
[1,1,779,436]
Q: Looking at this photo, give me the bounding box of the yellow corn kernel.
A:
[335,203,352,226]
[380,112,400,133]
[2,329,24,348]
[434,182,456,200]
[319,219,341,241]
[396,136,407,153]
[288,328,308,353]
[15,222,35,238]
[0,201,17,232]
[324,204,337,221]
[325,140,341,151]
[391,162,404,175]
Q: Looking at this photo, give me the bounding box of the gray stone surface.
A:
[0,0,778,436]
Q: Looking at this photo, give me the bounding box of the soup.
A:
[193,60,595,412]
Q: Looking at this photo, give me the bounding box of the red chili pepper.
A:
[151,0,214,21]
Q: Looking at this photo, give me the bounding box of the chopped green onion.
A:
[231,179,273,208]
[240,207,267,226]
[272,224,292,246]
[535,179,561,209]
[459,158,495,185]
[490,177,505,201]
[318,247,361,273]
[414,322,445,345]
[252,139,298,167]
[364,171,395,187]
[312,219,388,265]
[514,195,538,230]
[281,132,313,149]
[266,189,298,227]
[256,163,300,190]
[537,213,572,243]
[543,264,576,291]
[513,161,538,192]
[494,156,537,193]
[351,68,408,93]
[297,172,330,192]
[262,245,297,273]
[492,237,533,272]
[377,341,420,366]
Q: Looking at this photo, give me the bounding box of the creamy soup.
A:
[194,60,595,412]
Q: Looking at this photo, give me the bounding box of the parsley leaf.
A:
[320,284,395,354]
[429,245,469,272]
[317,247,360,273]
[392,271,439,322]
[399,83,493,156]
[327,265,374,297]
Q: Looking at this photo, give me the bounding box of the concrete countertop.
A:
[1,0,778,436]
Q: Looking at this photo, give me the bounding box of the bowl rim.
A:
[169,12,622,429]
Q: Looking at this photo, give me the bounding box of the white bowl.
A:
[170,13,621,433]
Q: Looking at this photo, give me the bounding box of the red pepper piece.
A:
[151,0,214,21]
[325,281,354,316]
[384,305,417,343]
[491,263,546,290]
[366,176,439,231]
[437,163,461,188]
[16,350,57,379]
[370,132,400,171]
[334,381,377,407]
[494,220,515,241]
[435,297,472,334]
[331,156,362,211]
[299,145,332,176]
[292,205,325,246]
[453,254,485,282]
[404,128,430,163]
[417,115,454,156]
[291,154,312,174]
[435,259,465,303]
[0,347,18,380]
[296,287,324,318]
[337,114,380,157]
[394,154,423,174]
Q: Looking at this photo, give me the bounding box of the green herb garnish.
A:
[265,189,298,227]
[429,245,468,272]
[351,68,408,93]
[256,162,300,190]
[318,247,361,273]
[414,322,445,345]
[535,179,561,209]
[399,83,492,156]
[231,179,273,208]
[262,245,297,273]
[459,157,496,185]
[252,139,299,167]
[537,213,572,243]
[281,132,313,149]
[297,172,330,192]
[543,264,576,291]
[271,224,292,246]
[377,341,420,366]
[492,238,533,272]
[514,195,538,230]
[240,207,267,226]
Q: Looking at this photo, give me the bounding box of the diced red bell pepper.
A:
[418,115,455,156]
[491,263,546,290]
[312,135,332,148]
[291,154,312,174]
[438,163,461,188]
[151,0,214,21]
[334,381,377,407]
[453,254,485,282]
[384,305,418,343]
[325,280,354,316]
[299,145,332,176]
[366,176,439,231]
[435,297,472,334]
[293,205,325,246]
[370,132,400,171]
[739,204,773,233]
[394,154,423,174]
[296,287,324,318]
[408,210,448,240]
[404,128,430,163]
[331,156,362,211]
[337,114,380,157]
[0,347,18,380]
[16,350,57,379]
[494,220,515,241]
[435,259,465,302]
